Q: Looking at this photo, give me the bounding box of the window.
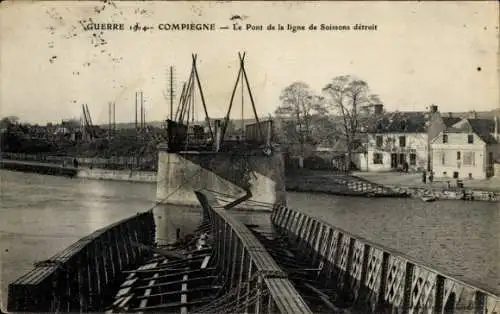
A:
[376,135,383,147]
[457,152,461,161]
[441,152,446,165]
[442,134,448,143]
[467,134,474,144]
[463,152,476,166]
[373,153,383,164]
[410,153,416,166]
[399,136,406,147]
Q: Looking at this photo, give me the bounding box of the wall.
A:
[77,168,156,183]
[366,133,428,172]
[156,147,286,209]
[431,132,487,179]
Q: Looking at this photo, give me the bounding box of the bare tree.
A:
[275,82,327,164]
[322,75,380,171]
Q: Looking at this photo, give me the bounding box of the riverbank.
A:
[2,159,499,202]
[287,169,500,202]
[354,171,500,201]
[285,169,405,198]
[0,159,156,184]
[77,168,156,183]
[0,159,78,177]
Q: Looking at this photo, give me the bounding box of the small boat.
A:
[421,194,437,202]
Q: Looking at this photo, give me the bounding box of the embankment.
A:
[385,184,499,202]
[77,168,156,183]
[0,159,157,183]
[286,170,500,202]
[0,159,77,177]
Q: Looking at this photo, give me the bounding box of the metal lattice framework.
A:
[271,204,500,314]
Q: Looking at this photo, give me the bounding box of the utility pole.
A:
[108,101,112,140]
[140,91,144,130]
[113,102,116,132]
[170,66,174,121]
[135,92,138,130]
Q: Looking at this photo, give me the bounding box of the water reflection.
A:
[153,205,203,245]
[0,171,158,310]
[1,170,498,311]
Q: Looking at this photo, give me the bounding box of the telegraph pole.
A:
[140,91,144,129]
[135,92,138,130]
[170,66,174,121]
[108,101,112,139]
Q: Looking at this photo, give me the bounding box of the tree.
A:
[0,116,19,128]
[275,82,327,163]
[322,75,380,171]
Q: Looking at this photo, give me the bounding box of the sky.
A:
[0,1,498,125]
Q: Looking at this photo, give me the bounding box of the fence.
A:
[8,211,156,313]
[271,205,500,314]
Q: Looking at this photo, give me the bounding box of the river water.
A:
[0,170,498,310]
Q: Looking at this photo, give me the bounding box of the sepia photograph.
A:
[0,1,499,313]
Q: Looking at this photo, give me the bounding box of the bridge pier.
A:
[156,146,286,209]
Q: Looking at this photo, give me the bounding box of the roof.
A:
[442,117,462,127]
[469,119,497,144]
[368,111,427,134]
[446,118,498,144]
[330,138,366,153]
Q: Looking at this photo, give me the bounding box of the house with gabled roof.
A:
[365,107,429,172]
[430,116,499,179]
[427,105,464,170]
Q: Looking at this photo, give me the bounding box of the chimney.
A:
[374,104,384,115]
[429,105,438,113]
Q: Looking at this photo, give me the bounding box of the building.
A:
[365,109,428,172]
[430,116,500,179]
[427,105,462,170]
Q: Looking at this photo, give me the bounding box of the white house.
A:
[430,117,500,179]
[365,111,428,172]
[365,112,428,171]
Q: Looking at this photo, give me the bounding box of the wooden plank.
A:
[137,262,158,270]
[138,272,159,309]
[116,287,131,298]
[118,294,134,308]
[201,256,211,269]
[121,278,138,288]
[133,276,218,291]
[113,297,124,306]
[135,286,223,300]
[140,267,215,282]
[180,274,188,314]
[131,297,214,311]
